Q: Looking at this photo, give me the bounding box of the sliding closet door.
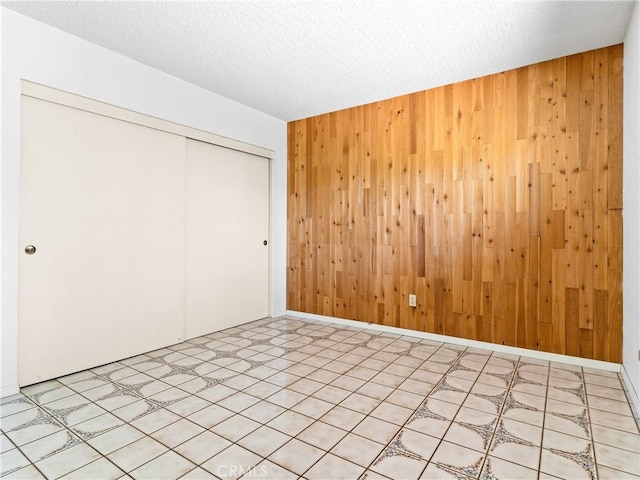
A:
[185,139,269,338]
[18,96,186,386]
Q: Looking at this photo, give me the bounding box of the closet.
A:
[18,83,270,386]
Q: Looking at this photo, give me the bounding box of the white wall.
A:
[623,1,640,419]
[0,8,287,397]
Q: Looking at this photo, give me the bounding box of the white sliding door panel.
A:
[185,139,269,338]
[19,96,186,386]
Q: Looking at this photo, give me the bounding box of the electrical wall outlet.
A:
[408,294,417,307]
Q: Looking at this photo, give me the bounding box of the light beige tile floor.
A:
[1,316,639,479]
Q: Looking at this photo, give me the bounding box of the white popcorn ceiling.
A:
[3,1,636,121]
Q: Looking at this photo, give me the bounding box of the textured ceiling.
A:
[2,1,636,121]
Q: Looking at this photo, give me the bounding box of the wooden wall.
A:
[287,45,623,363]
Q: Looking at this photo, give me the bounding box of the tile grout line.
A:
[536,357,551,478]
[585,368,600,480]
[480,350,519,477]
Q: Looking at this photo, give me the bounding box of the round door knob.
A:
[25,245,37,255]
[263,240,268,246]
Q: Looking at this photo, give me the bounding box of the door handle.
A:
[25,245,37,255]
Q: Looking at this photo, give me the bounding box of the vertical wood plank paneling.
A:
[565,287,580,357]
[288,45,623,362]
[540,173,553,324]
[608,45,623,210]
[608,209,623,360]
[552,249,566,353]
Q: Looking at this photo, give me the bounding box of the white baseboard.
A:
[621,365,640,424]
[286,310,621,373]
[0,383,20,399]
